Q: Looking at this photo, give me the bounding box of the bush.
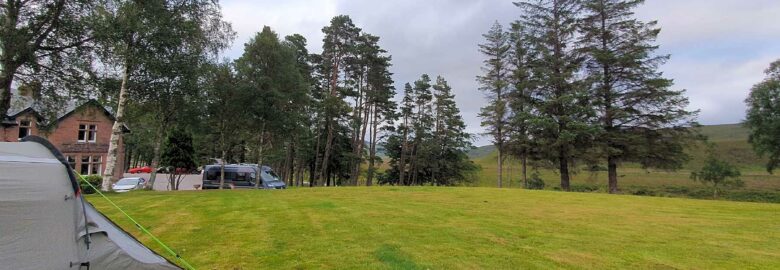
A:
[525,172,545,190]
[570,184,601,192]
[630,188,656,196]
[80,175,102,194]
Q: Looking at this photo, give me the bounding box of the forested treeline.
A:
[0,0,476,189]
[149,15,406,188]
[478,0,699,192]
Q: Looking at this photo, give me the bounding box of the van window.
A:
[205,167,256,182]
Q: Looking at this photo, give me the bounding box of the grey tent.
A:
[0,137,180,270]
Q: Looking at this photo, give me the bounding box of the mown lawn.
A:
[89,187,780,269]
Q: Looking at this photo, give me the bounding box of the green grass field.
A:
[90,188,780,270]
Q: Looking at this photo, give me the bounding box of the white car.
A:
[112,177,146,192]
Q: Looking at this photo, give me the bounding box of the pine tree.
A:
[506,22,535,188]
[477,21,511,188]
[409,74,434,186]
[386,75,475,186]
[365,47,396,186]
[397,83,415,185]
[432,76,476,185]
[515,0,593,191]
[317,15,361,185]
[580,0,697,193]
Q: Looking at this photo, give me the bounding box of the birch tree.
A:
[97,0,233,190]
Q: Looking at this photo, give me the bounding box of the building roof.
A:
[7,97,129,132]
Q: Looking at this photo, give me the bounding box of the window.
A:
[78,124,97,143]
[67,156,76,169]
[81,156,90,175]
[90,156,102,175]
[79,156,103,175]
[17,120,31,140]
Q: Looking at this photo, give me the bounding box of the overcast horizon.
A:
[220,0,780,146]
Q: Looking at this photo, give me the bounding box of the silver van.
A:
[201,164,286,189]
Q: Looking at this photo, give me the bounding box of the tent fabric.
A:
[0,137,180,270]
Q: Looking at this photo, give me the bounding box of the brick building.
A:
[1,99,128,180]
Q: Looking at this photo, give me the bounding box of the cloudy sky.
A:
[220,0,780,146]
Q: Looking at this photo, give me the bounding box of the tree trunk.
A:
[219,149,226,190]
[0,32,20,119]
[497,148,503,188]
[285,141,294,186]
[410,143,419,186]
[608,155,618,194]
[319,120,335,186]
[255,134,265,188]
[559,153,570,191]
[398,127,409,186]
[146,123,165,190]
[309,157,316,187]
[311,125,322,187]
[102,62,130,191]
[366,106,379,186]
[351,101,371,185]
[522,155,528,188]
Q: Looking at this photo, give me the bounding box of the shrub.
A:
[630,188,656,196]
[690,156,743,199]
[80,175,102,194]
[525,172,545,190]
[570,184,601,192]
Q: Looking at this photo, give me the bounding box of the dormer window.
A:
[78,124,97,143]
[17,120,31,140]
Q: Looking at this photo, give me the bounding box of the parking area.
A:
[122,173,202,191]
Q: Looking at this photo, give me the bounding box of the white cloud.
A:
[219,0,780,146]
[221,0,339,58]
[636,0,780,48]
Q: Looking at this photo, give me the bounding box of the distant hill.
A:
[468,145,496,159]
[696,123,749,142]
[469,123,764,170]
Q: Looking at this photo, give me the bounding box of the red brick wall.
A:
[1,105,126,180]
[1,112,39,142]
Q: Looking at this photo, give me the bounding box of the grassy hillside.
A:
[697,123,751,142]
[90,188,780,269]
[468,145,496,159]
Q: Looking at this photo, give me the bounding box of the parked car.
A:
[128,166,152,174]
[201,164,286,189]
[112,177,146,192]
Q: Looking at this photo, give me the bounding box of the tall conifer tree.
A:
[515,0,593,191]
[477,22,511,188]
[580,0,697,193]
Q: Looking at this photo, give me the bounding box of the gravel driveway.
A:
[122,173,202,191]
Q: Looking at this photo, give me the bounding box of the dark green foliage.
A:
[80,175,103,194]
[161,129,196,171]
[579,0,698,193]
[477,22,511,187]
[514,0,595,191]
[744,59,780,173]
[0,0,98,119]
[690,154,743,199]
[525,172,545,190]
[386,75,476,186]
[161,129,196,190]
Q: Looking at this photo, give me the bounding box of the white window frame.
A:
[79,155,103,175]
[78,124,97,143]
